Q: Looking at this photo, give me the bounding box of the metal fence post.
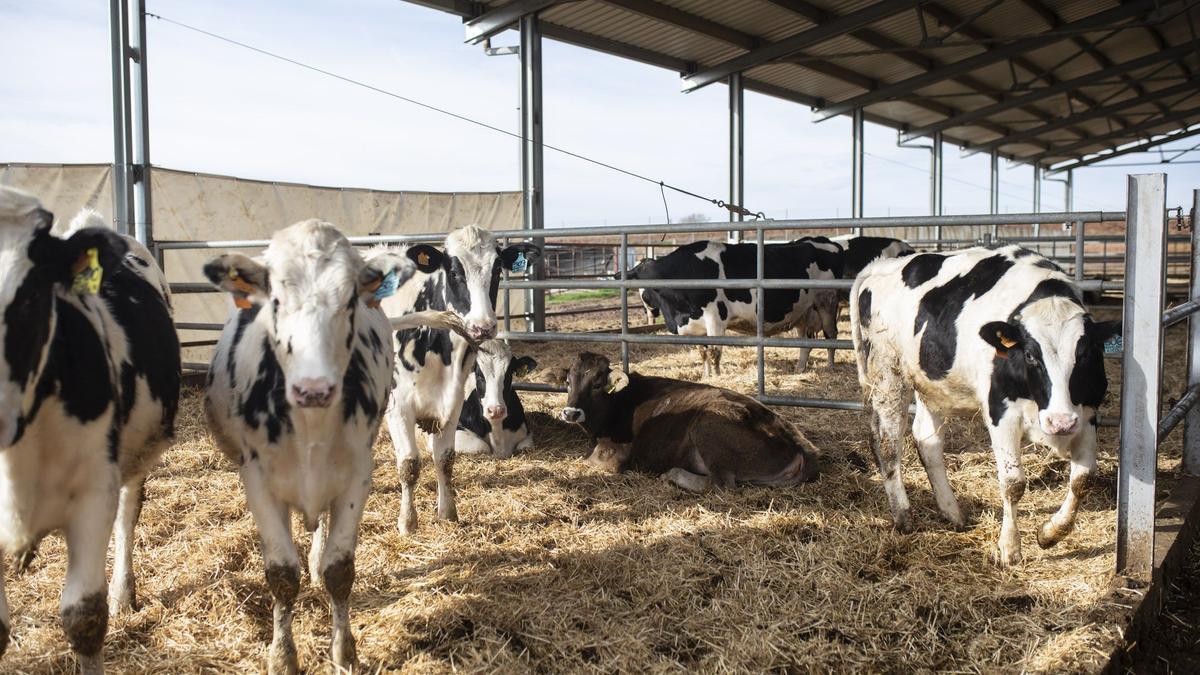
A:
[756,224,765,398]
[109,0,133,235]
[932,132,943,250]
[520,14,545,333]
[851,108,864,234]
[620,233,629,374]
[129,0,153,248]
[1074,220,1085,283]
[1116,173,1168,581]
[1185,188,1200,475]
[729,72,744,243]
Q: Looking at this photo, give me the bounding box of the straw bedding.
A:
[1,309,1186,673]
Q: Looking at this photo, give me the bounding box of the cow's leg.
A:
[429,424,459,522]
[320,462,371,670]
[307,515,325,586]
[1038,420,1097,549]
[863,368,913,532]
[242,469,301,675]
[108,475,146,615]
[62,486,118,675]
[794,327,812,374]
[387,400,421,534]
[820,297,838,368]
[660,467,712,492]
[987,414,1027,565]
[912,397,965,529]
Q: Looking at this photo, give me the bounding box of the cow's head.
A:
[555,352,628,429]
[473,339,536,422]
[981,296,1120,436]
[623,258,662,322]
[423,224,541,342]
[0,187,128,448]
[204,219,438,409]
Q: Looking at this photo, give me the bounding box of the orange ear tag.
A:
[233,295,253,310]
[997,332,1017,349]
[417,251,430,266]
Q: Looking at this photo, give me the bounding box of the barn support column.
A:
[1032,165,1042,240]
[930,132,943,249]
[729,72,744,243]
[851,107,864,233]
[1065,168,1074,212]
[520,13,545,332]
[1116,173,1167,582]
[110,0,153,246]
[989,149,999,237]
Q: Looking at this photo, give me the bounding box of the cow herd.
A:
[0,184,1120,673]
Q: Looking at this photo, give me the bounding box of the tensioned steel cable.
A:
[145,12,764,221]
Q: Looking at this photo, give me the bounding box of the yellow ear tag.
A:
[997,331,1017,349]
[417,251,430,266]
[71,248,102,295]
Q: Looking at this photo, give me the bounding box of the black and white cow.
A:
[377,225,541,534]
[850,245,1120,565]
[0,187,180,673]
[821,235,915,278]
[456,339,537,458]
[624,240,842,376]
[202,219,463,673]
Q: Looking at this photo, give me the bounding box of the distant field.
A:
[547,288,621,303]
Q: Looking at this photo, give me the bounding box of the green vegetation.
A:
[547,288,622,304]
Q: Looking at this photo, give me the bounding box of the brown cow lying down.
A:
[552,353,820,490]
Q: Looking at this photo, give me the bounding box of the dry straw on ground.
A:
[2,309,1186,673]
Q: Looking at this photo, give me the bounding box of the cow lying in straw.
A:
[552,353,819,489]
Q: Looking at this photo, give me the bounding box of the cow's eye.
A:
[1024,351,1037,366]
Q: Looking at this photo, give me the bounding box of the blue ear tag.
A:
[511,251,528,274]
[1103,334,1123,355]
[374,270,399,302]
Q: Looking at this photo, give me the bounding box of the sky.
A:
[3,0,1200,228]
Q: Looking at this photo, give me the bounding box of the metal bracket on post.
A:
[1116,173,1168,582]
[1185,189,1200,475]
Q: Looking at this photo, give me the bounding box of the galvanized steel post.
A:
[931,132,943,249]
[129,0,153,248]
[1065,169,1074,212]
[620,232,629,373]
[756,224,765,398]
[1032,165,1042,241]
[109,0,132,236]
[729,72,744,243]
[989,149,999,237]
[520,14,545,332]
[851,108,864,233]
[1116,173,1168,581]
[1185,189,1200,475]
[1074,220,1086,283]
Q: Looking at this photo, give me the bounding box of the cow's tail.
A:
[848,274,870,391]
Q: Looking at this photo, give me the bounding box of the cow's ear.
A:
[512,356,537,379]
[547,367,569,386]
[605,369,629,394]
[980,321,1022,355]
[32,227,129,295]
[405,245,444,273]
[203,253,269,309]
[359,250,418,308]
[1086,318,1122,346]
[500,243,541,273]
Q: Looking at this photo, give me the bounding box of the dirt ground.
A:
[0,306,1190,673]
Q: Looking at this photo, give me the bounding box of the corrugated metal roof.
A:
[424,0,1200,169]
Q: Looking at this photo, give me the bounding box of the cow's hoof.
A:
[108,575,138,616]
[1036,519,1069,549]
[269,638,299,675]
[997,547,1023,566]
[398,510,418,536]
[332,635,357,672]
[437,503,459,522]
[892,514,914,534]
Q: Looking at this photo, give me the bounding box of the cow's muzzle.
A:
[485,404,507,421]
[467,320,498,341]
[290,378,337,408]
[560,407,585,424]
[1040,411,1079,436]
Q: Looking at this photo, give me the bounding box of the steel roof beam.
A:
[680,0,924,92]
[1033,104,1200,163]
[920,3,1096,139]
[814,0,1162,122]
[1017,0,1160,121]
[898,41,1196,143]
[599,0,759,50]
[975,78,1200,153]
[464,0,562,44]
[1046,125,1200,173]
